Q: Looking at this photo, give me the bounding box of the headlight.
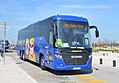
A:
[55,54,63,59]
[89,55,92,59]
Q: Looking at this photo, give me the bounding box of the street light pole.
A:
[1,22,8,64]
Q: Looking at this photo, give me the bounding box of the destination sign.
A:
[64,24,84,28]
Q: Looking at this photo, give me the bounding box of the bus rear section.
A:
[17,15,99,71]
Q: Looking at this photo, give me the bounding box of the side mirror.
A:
[89,26,99,38]
[89,26,97,29]
[95,30,99,38]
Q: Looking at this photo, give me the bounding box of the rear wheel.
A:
[21,51,26,61]
[19,51,22,59]
[40,55,46,70]
[22,52,26,61]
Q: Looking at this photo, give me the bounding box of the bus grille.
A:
[61,53,89,65]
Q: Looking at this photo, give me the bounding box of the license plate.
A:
[73,67,81,70]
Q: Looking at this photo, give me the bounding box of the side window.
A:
[49,31,53,46]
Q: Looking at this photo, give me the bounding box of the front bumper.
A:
[53,57,92,70]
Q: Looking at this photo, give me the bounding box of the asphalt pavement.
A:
[0,53,37,83]
[0,52,119,83]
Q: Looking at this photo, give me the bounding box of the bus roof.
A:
[52,15,88,22]
[19,15,88,31]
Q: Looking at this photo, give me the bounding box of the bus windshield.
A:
[55,20,91,48]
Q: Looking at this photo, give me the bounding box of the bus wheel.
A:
[20,51,22,60]
[21,51,26,61]
[22,53,26,61]
[40,55,46,70]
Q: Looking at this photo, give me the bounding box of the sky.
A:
[0,0,119,44]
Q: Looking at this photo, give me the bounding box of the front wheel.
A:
[40,56,46,70]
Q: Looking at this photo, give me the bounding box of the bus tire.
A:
[40,55,46,70]
[22,52,26,61]
[21,51,26,61]
[20,51,22,60]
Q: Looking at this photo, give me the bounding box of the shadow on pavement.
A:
[46,69,93,75]
[24,59,93,75]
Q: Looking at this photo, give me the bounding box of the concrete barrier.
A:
[92,52,119,68]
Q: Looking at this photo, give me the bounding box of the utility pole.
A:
[0,22,8,64]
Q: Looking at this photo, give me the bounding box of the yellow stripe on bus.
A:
[88,80,107,83]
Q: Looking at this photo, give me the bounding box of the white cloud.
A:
[61,5,117,9]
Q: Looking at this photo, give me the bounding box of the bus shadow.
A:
[47,68,93,75]
[25,60,93,75]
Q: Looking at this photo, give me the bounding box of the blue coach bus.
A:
[17,15,99,70]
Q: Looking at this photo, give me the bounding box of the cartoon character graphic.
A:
[25,38,29,56]
[28,38,36,62]
[30,38,34,55]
